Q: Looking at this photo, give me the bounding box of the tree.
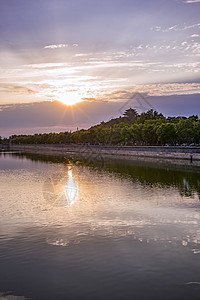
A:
[9,109,199,146]
[156,123,176,145]
[120,125,133,144]
[188,115,198,122]
[176,119,196,144]
[142,124,158,145]
[137,109,164,123]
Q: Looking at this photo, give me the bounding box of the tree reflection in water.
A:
[7,151,200,202]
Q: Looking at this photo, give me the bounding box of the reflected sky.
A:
[0,152,200,251]
[0,153,200,299]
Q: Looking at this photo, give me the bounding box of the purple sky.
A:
[0,0,200,136]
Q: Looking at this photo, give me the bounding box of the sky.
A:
[0,0,200,136]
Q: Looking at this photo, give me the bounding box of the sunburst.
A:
[57,91,83,106]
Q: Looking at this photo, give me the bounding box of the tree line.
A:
[4,109,200,146]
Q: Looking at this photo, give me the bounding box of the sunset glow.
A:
[56,91,84,106]
[1,1,200,298]
[0,0,200,136]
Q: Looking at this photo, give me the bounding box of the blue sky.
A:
[0,0,200,135]
[1,0,200,47]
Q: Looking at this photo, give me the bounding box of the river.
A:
[0,151,200,299]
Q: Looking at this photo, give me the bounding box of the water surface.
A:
[0,152,200,300]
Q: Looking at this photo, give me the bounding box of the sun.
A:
[57,91,84,106]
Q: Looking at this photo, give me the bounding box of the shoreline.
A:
[5,144,200,166]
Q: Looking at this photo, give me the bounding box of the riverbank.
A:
[9,144,200,162]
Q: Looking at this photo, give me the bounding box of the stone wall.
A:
[9,144,200,161]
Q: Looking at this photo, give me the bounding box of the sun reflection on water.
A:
[64,167,78,205]
[42,166,79,207]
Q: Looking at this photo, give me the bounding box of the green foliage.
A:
[176,119,199,144]
[156,123,176,145]
[9,109,200,146]
[137,109,164,124]
[142,124,158,145]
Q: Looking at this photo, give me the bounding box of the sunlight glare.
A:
[64,167,78,205]
[57,91,84,106]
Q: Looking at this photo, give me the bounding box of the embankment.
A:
[9,144,200,162]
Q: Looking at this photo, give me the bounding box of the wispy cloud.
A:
[191,34,200,37]
[0,84,36,95]
[44,43,78,49]
[183,0,200,3]
[1,43,200,105]
[44,44,68,49]
[183,23,200,30]
[152,23,200,32]
[96,83,200,101]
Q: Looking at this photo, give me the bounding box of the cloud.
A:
[98,83,200,101]
[183,23,200,30]
[1,45,200,106]
[183,0,200,3]
[74,53,90,57]
[25,62,67,69]
[0,292,26,300]
[44,44,68,49]
[191,34,200,37]
[0,84,36,95]
[152,25,178,32]
[1,92,200,136]
[0,100,122,136]
[152,23,200,32]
